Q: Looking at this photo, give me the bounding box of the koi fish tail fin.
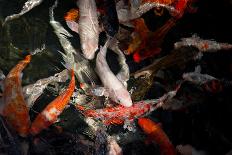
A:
[99,36,113,56]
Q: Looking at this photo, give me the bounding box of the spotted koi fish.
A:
[75,84,181,125]
[138,118,176,155]
[30,69,75,135]
[1,55,31,137]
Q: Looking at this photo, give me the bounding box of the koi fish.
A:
[127,17,176,63]
[50,1,99,87]
[23,69,69,109]
[109,39,130,87]
[95,38,132,107]
[3,0,44,25]
[133,46,200,78]
[138,118,176,155]
[116,0,177,24]
[125,18,149,55]
[76,85,181,125]
[175,35,232,52]
[1,55,31,137]
[78,0,99,59]
[30,69,75,135]
[83,100,156,125]
[133,17,176,62]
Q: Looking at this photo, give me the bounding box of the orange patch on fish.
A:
[64,8,79,21]
[30,69,75,135]
[138,118,176,155]
[2,55,31,137]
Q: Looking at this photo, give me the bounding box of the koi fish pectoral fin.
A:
[89,86,109,97]
[66,20,79,34]
[116,73,128,88]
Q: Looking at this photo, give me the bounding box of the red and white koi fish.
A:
[1,55,31,137]
[95,38,133,107]
[138,118,176,155]
[175,34,232,52]
[76,84,181,125]
[78,0,99,59]
[30,69,75,135]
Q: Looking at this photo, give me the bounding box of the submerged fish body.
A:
[30,70,75,135]
[95,38,132,107]
[138,118,176,155]
[2,55,31,137]
[78,0,99,60]
[102,0,119,37]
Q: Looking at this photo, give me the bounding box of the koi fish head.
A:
[138,118,158,134]
[112,88,133,107]
[24,55,31,63]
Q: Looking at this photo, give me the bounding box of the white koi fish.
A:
[3,0,43,25]
[78,0,99,60]
[95,38,132,107]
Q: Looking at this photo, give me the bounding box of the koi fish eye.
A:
[117,99,121,103]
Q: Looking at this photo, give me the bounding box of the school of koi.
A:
[0,0,232,154]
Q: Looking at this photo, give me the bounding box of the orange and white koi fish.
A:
[138,118,176,155]
[1,55,31,137]
[30,69,75,135]
[78,0,99,60]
